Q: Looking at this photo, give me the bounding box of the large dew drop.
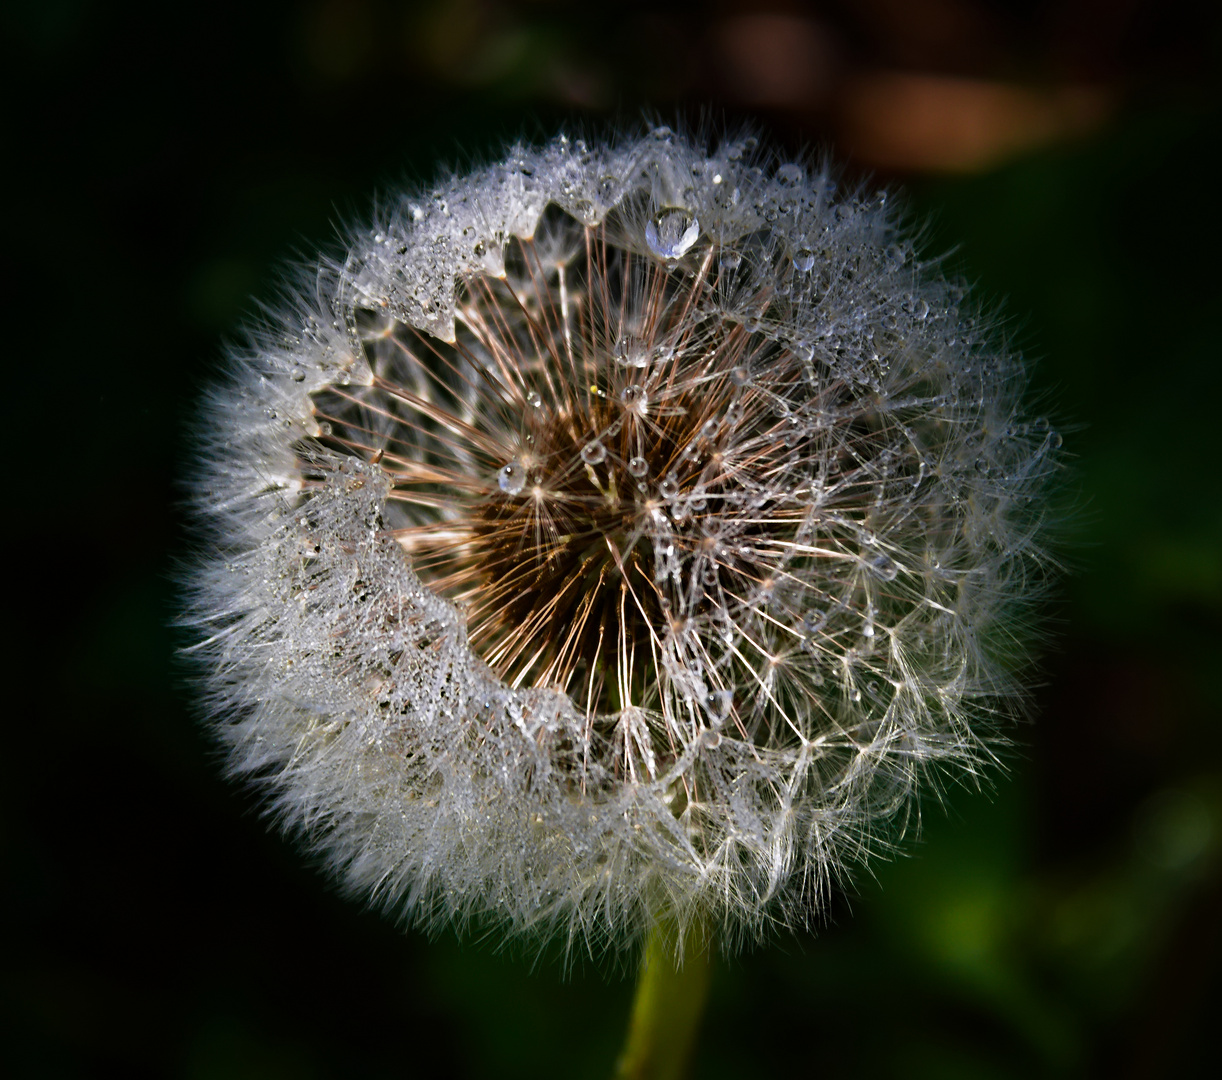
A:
[621,384,648,411]
[646,207,700,259]
[868,552,898,581]
[498,462,526,495]
[776,163,804,187]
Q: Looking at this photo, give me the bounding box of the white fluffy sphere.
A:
[184,127,1060,953]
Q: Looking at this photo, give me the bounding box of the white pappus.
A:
[182,125,1061,955]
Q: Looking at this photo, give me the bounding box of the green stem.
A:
[614,918,712,1080]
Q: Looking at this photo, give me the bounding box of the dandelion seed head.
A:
[184,126,1060,954]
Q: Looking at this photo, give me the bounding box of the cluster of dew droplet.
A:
[185,127,1060,952]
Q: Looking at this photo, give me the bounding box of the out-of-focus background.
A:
[8,2,1219,1076]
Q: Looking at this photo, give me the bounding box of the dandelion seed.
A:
[183,127,1060,953]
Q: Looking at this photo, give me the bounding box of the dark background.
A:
[8,2,1220,1077]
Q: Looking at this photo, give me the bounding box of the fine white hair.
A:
[183,125,1059,956]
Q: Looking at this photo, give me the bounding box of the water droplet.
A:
[316,422,332,437]
[1048,431,1063,448]
[701,729,722,749]
[706,690,733,722]
[646,207,700,259]
[776,163,804,187]
[628,456,649,477]
[650,125,674,142]
[581,440,606,465]
[659,476,679,499]
[792,248,815,272]
[526,390,542,408]
[621,384,648,411]
[869,553,898,581]
[290,366,306,382]
[498,462,525,495]
[614,335,649,369]
[473,240,486,258]
[851,688,863,703]
[730,365,751,386]
[718,248,742,270]
[804,610,827,634]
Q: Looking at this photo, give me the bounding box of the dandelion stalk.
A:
[615,918,712,1080]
